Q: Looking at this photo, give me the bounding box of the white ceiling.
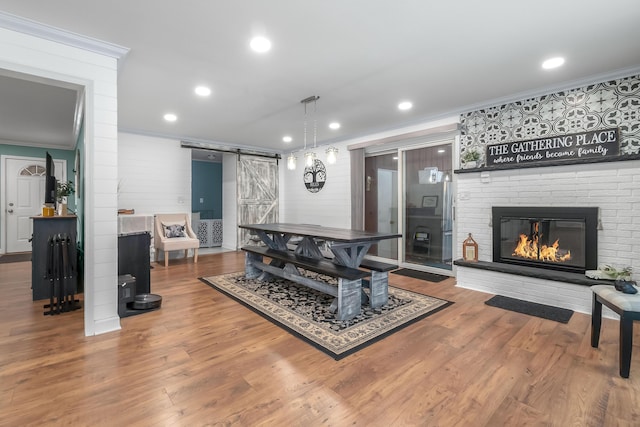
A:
[0,71,81,149]
[1,0,639,153]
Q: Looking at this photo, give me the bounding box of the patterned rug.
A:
[200,272,452,360]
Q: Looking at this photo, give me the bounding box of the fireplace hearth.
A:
[492,207,598,274]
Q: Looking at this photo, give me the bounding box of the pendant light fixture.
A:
[301,95,320,167]
[288,95,330,170]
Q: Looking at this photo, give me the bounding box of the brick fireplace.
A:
[454,161,639,316]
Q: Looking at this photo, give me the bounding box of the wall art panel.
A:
[460,74,640,167]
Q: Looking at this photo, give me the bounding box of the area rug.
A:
[200,272,452,360]
[392,269,449,283]
[485,295,573,324]
[0,253,32,264]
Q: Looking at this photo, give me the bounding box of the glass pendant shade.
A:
[326,146,338,164]
[287,154,297,170]
[305,151,316,167]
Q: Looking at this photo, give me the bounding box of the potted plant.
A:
[461,148,481,168]
[587,264,636,294]
[56,181,75,216]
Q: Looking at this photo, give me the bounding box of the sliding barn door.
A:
[237,155,279,246]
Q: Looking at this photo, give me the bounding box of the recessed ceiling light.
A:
[163,113,177,122]
[282,136,292,143]
[329,122,341,130]
[542,57,565,70]
[250,36,272,53]
[194,86,211,97]
[398,101,413,111]
[438,149,445,153]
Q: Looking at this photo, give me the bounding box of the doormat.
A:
[0,253,32,264]
[392,269,449,282]
[485,295,573,324]
[200,272,452,360]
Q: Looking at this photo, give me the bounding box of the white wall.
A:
[280,143,352,227]
[0,27,120,335]
[118,133,192,214]
[455,160,640,315]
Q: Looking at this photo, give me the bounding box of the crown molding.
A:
[0,11,129,61]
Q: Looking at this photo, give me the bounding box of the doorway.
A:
[2,155,66,253]
[363,142,454,275]
[401,143,453,273]
[191,149,224,251]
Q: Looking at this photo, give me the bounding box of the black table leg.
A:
[591,293,602,348]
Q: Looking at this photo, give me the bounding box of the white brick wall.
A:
[455,160,640,315]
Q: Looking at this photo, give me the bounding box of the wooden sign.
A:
[485,128,619,167]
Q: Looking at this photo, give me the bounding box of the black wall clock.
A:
[303,159,326,193]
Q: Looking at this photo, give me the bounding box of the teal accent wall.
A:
[192,160,222,219]
[74,121,85,291]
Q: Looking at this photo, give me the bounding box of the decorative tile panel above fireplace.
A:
[492,207,598,274]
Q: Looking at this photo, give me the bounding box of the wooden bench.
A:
[359,259,397,308]
[359,259,398,272]
[241,245,370,320]
[286,242,397,309]
[287,243,399,272]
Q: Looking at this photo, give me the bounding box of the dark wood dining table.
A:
[240,223,400,267]
[239,223,401,320]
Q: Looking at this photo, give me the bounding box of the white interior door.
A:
[4,156,65,253]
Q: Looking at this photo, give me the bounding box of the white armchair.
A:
[154,213,200,267]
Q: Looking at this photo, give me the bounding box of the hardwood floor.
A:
[1,251,639,426]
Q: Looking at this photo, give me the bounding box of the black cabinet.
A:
[31,215,78,301]
[118,232,151,294]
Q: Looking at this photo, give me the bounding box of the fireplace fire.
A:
[512,222,572,263]
[492,207,598,274]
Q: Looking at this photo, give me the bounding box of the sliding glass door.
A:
[363,141,453,275]
[363,152,398,260]
[401,143,453,272]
